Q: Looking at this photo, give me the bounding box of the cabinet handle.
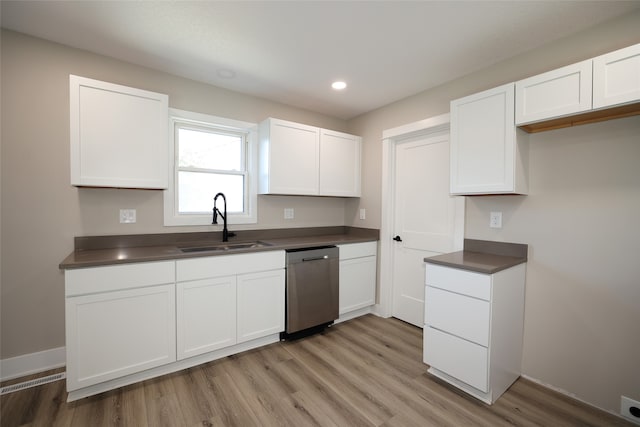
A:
[302,255,329,262]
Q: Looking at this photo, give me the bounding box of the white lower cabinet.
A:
[237,269,285,343]
[423,262,526,404]
[176,276,237,360]
[338,242,377,318]
[65,252,285,401]
[176,251,285,359]
[65,261,176,392]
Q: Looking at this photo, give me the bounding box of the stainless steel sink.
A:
[180,241,273,253]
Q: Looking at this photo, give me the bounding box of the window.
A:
[164,109,257,226]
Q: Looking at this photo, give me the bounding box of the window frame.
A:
[163,108,258,226]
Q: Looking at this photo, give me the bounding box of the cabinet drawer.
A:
[338,241,377,259]
[424,326,488,392]
[66,261,175,296]
[425,286,490,346]
[425,264,490,300]
[177,251,285,281]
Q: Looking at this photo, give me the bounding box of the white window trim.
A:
[163,108,258,226]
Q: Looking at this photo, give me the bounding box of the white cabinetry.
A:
[237,270,286,342]
[450,83,528,195]
[175,251,285,360]
[259,118,361,197]
[176,276,236,359]
[515,60,592,125]
[515,43,640,130]
[593,43,640,109]
[258,118,320,195]
[65,261,176,392]
[423,262,526,404]
[319,129,362,197]
[338,241,377,320]
[69,75,169,189]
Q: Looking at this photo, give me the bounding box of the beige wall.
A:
[0,30,350,360]
[346,11,640,415]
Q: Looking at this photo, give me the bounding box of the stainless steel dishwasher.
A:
[282,246,339,339]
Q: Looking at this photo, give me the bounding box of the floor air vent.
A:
[0,372,66,395]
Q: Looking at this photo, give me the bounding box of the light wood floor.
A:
[1,315,632,426]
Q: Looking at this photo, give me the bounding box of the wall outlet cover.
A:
[119,209,136,224]
[489,211,502,228]
[284,208,294,220]
[621,396,640,425]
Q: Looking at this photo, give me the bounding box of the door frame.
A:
[377,113,463,318]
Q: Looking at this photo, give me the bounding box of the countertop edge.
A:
[423,254,527,275]
[60,228,379,270]
[423,239,528,275]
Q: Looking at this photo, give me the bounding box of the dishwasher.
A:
[282,246,339,339]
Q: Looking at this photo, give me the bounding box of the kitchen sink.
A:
[180,241,273,253]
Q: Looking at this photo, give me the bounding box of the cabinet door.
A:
[339,256,376,314]
[69,75,168,189]
[593,43,640,109]
[450,83,527,195]
[237,269,285,343]
[515,60,592,125]
[259,118,319,195]
[319,129,361,197]
[65,284,176,391]
[176,277,237,360]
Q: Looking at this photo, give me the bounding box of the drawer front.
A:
[424,326,488,392]
[66,261,175,296]
[177,251,285,282]
[425,286,490,346]
[338,241,377,260]
[425,264,490,300]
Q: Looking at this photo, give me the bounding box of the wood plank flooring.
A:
[1,315,632,426]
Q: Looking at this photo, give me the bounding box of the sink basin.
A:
[180,241,273,253]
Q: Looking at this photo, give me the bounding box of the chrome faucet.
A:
[212,192,236,242]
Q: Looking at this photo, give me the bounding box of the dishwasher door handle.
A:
[302,255,329,262]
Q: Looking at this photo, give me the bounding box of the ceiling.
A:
[2,1,639,120]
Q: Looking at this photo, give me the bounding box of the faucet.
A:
[212,192,236,242]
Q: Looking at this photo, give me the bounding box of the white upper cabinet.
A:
[450,83,528,195]
[593,43,640,109]
[515,43,640,130]
[259,118,361,197]
[69,75,169,189]
[515,60,593,125]
[258,118,320,195]
[319,129,361,197]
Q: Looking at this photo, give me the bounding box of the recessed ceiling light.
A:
[331,81,347,90]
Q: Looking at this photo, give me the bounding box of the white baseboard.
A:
[0,347,66,381]
[521,374,628,423]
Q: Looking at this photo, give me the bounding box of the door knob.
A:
[393,235,402,242]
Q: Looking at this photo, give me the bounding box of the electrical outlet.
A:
[119,209,136,224]
[621,396,640,425]
[359,208,366,220]
[489,211,502,228]
[284,208,294,220]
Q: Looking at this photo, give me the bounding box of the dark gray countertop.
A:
[424,239,528,274]
[60,226,379,269]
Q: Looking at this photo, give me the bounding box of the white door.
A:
[391,130,464,327]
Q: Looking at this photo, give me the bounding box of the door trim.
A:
[377,113,455,318]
